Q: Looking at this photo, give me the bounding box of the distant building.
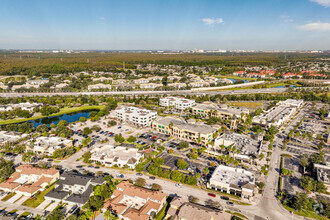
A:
[208,165,255,200]
[115,106,157,127]
[27,79,49,85]
[278,99,304,108]
[0,102,42,112]
[103,181,167,220]
[140,83,163,89]
[0,164,59,196]
[168,83,187,88]
[159,96,195,110]
[233,71,246,76]
[27,136,72,156]
[12,84,40,90]
[166,197,231,220]
[0,131,29,145]
[282,73,302,79]
[152,117,216,145]
[133,78,150,84]
[88,83,112,90]
[246,72,266,78]
[90,145,143,169]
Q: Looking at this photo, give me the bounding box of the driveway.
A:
[15,196,29,205]
[45,201,58,212]
[7,193,22,203]
[37,199,51,210]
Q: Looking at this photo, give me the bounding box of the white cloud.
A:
[280,15,293,23]
[202,18,224,25]
[99,17,106,20]
[298,21,330,31]
[310,0,330,7]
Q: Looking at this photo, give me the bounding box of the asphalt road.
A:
[0,87,291,97]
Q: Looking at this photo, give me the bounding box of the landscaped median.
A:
[0,105,105,125]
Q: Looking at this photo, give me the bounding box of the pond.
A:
[27,110,96,128]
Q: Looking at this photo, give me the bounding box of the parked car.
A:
[149,176,156,180]
[226,201,234,206]
[220,196,229,200]
[136,173,143,176]
[175,183,183,188]
[208,193,216,197]
[117,174,124,178]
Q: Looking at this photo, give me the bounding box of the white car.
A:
[175,183,183,188]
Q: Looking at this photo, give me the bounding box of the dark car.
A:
[136,173,143,176]
[220,196,229,200]
[149,176,156,180]
[208,193,216,197]
[226,201,234,206]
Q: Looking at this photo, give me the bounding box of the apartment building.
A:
[88,83,112,90]
[92,77,113,82]
[166,197,231,220]
[0,164,59,196]
[115,106,157,127]
[27,79,49,85]
[133,78,150,84]
[233,71,246,76]
[168,83,187,89]
[27,136,72,156]
[90,145,143,169]
[208,165,255,200]
[45,171,104,205]
[12,84,40,91]
[192,103,249,128]
[103,181,167,220]
[140,83,162,89]
[159,96,195,110]
[278,99,304,108]
[152,117,216,145]
[314,163,330,193]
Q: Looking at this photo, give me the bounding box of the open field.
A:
[0,105,105,125]
[228,102,263,109]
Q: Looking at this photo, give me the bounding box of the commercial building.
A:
[152,117,216,145]
[314,163,330,193]
[115,106,157,127]
[208,165,255,200]
[159,96,195,110]
[252,99,302,127]
[0,164,59,196]
[103,181,167,220]
[90,145,143,169]
[45,171,104,205]
[27,136,73,156]
[213,133,263,160]
[166,197,231,220]
[192,103,249,128]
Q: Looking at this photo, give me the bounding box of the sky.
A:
[0,0,330,50]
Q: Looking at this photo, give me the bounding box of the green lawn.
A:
[283,205,328,220]
[215,75,258,81]
[156,201,168,220]
[18,212,31,218]
[1,192,16,202]
[0,105,105,125]
[22,182,56,208]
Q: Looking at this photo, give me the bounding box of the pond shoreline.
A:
[0,105,105,126]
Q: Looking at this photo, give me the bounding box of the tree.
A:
[45,208,64,220]
[83,127,92,135]
[188,152,198,159]
[91,125,101,132]
[114,134,125,143]
[299,155,309,174]
[151,184,162,191]
[177,141,189,149]
[85,195,104,211]
[168,149,174,154]
[203,167,209,175]
[0,158,15,182]
[57,120,68,127]
[50,123,56,129]
[290,192,309,211]
[135,178,146,187]
[82,151,91,163]
[299,176,315,192]
[127,136,136,143]
[79,117,87,122]
[210,201,222,210]
[176,159,188,169]
[36,124,49,133]
[315,181,327,193]
[107,120,117,127]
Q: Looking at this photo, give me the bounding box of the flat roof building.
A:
[314,163,330,193]
[152,117,216,145]
[208,165,255,201]
[159,96,195,110]
[27,136,72,156]
[90,145,143,169]
[115,106,157,127]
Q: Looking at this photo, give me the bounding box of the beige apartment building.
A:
[152,117,216,145]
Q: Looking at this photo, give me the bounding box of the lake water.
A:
[28,110,95,128]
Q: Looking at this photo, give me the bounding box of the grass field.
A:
[228,102,263,109]
[215,75,258,81]
[22,182,56,208]
[0,105,105,125]
[283,205,328,220]
[1,192,16,201]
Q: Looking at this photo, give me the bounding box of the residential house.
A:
[88,83,112,90]
[102,181,167,220]
[27,136,72,156]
